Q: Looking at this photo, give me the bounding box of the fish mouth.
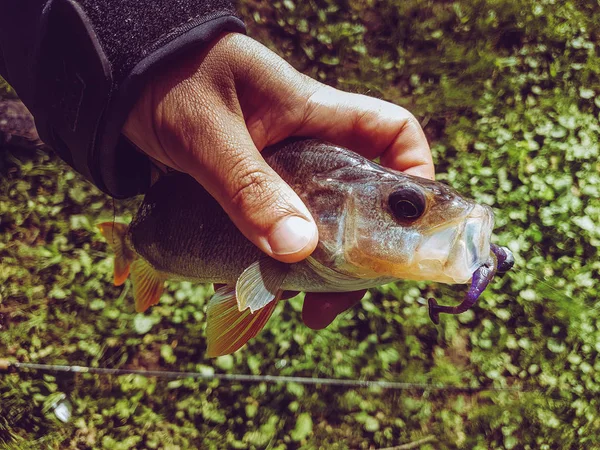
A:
[414,204,494,284]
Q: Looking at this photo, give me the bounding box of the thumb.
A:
[189,121,319,264]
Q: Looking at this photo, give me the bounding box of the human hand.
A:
[123,32,434,330]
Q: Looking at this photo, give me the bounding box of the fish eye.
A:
[388,187,426,220]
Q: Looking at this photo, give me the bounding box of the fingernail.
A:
[268,216,316,256]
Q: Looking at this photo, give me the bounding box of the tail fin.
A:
[98,222,134,286]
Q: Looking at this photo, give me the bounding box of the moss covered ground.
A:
[1,0,600,448]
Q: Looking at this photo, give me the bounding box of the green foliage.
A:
[2,0,600,448]
[0,76,14,98]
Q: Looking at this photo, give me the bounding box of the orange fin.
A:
[98,222,134,286]
[130,259,166,312]
[206,285,280,357]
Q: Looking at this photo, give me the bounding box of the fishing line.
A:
[111,198,117,228]
[0,359,530,393]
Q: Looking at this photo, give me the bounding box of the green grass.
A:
[1,0,600,448]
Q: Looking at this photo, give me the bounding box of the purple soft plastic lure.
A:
[428,244,514,324]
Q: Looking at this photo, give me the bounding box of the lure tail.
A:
[98,222,166,312]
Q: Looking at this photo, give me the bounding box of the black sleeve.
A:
[0,0,245,198]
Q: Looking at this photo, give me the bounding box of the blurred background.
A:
[1,0,599,448]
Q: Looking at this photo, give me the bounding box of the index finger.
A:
[294,85,434,180]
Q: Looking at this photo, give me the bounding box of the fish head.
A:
[336,168,494,284]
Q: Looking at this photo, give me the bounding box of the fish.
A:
[98,138,514,357]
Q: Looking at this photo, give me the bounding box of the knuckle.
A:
[352,106,381,138]
[387,108,426,148]
[399,109,424,133]
[229,162,278,216]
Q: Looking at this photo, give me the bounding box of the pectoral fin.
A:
[236,257,289,313]
[206,285,281,357]
[130,259,166,312]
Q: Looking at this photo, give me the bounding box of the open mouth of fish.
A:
[416,204,495,285]
[414,204,515,323]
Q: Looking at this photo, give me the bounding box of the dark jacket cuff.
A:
[33,0,245,198]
